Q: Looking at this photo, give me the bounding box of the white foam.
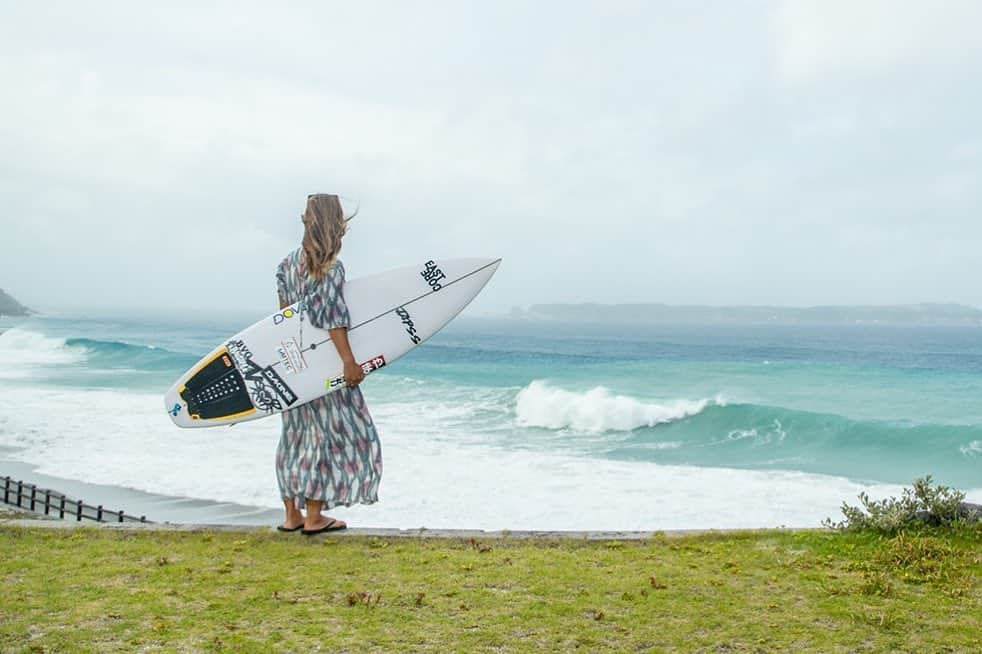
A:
[6,384,975,530]
[725,420,787,446]
[961,440,982,457]
[643,441,683,450]
[0,329,88,378]
[515,380,713,433]
[727,428,758,441]
[0,386,278,507]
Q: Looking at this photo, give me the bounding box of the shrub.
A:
[823,476,966,533]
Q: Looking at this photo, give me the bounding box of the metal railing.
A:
[2,475,149,524]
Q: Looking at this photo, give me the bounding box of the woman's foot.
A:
[277,516,306,532]
[300,500,347,534]
[279,500,305,532]
[302,515,347,534]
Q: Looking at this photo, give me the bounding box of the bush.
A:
[823,476,966,533]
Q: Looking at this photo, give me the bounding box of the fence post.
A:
[3,477,9,504]
[118,510,125,523]
[59,495,66,519]
[76,500,83,521]
[140,515,147,523]
[43,489,51,516]
[96,505,104,522]
[16,480,23,508]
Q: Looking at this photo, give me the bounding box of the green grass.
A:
[1,525,980,652]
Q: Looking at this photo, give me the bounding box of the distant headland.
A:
[0,289,32,317]
[510,303,982,326]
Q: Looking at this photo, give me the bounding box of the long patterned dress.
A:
[275,248,382,509]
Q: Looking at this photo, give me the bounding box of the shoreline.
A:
[5,451,982,532]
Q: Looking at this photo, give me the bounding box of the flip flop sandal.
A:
[301,519,347,535]
[276,523,305,532]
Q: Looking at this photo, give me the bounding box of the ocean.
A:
[1,313,979,530]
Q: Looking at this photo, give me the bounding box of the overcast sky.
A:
[2,1,982,316]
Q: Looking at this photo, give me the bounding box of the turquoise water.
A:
[3,314,979,489]
[0,313,979,529]
[397,320,982,489]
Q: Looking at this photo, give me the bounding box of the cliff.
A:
[0,289,32,316]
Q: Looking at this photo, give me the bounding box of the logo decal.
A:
[395,306,422,345]
[421,260,446,291]
[273,305,303,325]
[251,383,281,413]
[170,403,182,417]
[276,338,307,375]
[257,366,298,406]
[227,340,254,367]
[327,355,387,389]
[226,339,299,412]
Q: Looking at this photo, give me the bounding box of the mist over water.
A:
[0,314,979,529]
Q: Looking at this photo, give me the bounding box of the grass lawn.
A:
[1,523,979,652]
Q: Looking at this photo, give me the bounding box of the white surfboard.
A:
[164,257,501,428]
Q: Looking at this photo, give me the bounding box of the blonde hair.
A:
[301,194,350,280]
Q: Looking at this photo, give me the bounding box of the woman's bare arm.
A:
[329,327,365,387]
[281,289,363,386]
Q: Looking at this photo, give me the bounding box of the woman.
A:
[274,193,382,535]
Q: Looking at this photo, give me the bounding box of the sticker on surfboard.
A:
[326,355,387,390]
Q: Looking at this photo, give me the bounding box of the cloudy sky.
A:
[2,1,981,316]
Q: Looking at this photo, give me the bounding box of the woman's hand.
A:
[343,358,366,388]
[329,327,364,387]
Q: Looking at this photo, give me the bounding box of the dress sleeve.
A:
[307,261,351,330]
[275,258,288,306]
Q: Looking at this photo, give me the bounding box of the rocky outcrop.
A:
[0,289,31,316]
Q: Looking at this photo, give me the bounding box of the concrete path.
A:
[0,506,800,539]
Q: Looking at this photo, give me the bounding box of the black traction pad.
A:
[180,351,253,420]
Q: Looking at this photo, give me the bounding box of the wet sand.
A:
[1,454,280,526]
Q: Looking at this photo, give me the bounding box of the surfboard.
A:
[164,257,501,428]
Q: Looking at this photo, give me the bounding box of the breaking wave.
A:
[0,328,195,376]
[515,380,717,433]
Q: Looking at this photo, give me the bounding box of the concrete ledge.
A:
[0,517,812,540]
